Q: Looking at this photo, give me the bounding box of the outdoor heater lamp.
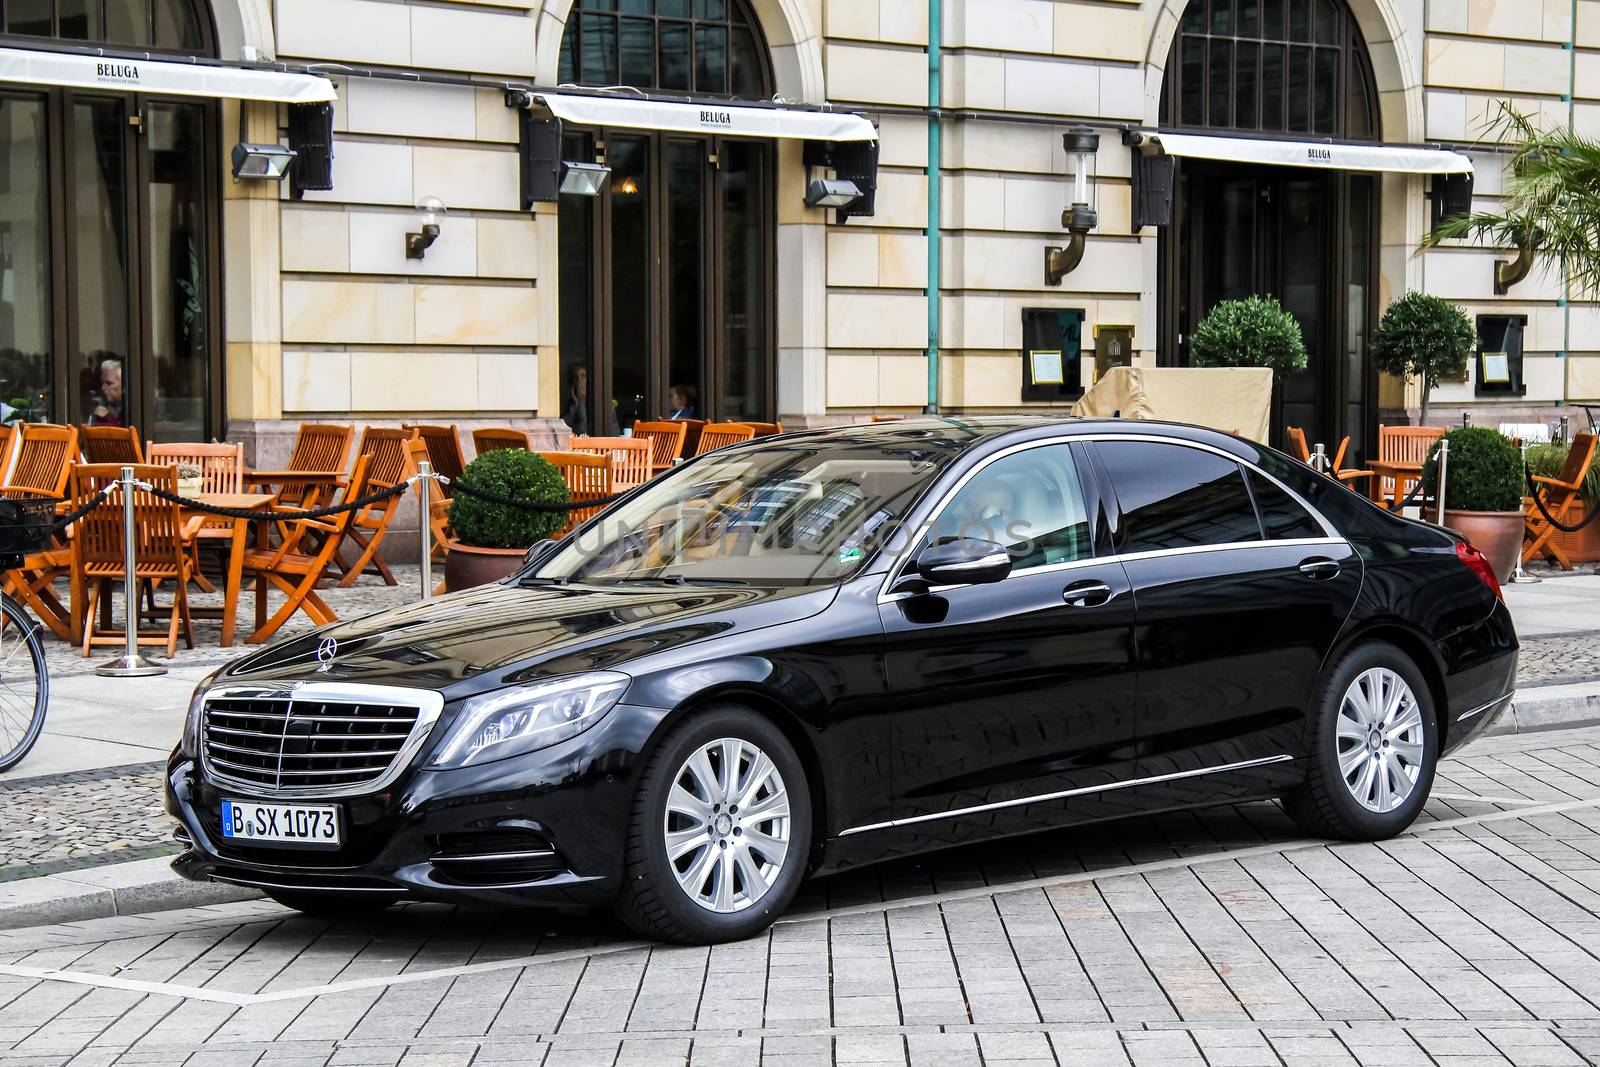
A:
[1046,126,1101,285]
[230,141,296,181]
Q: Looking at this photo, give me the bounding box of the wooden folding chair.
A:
[404,438,451,562]
[245,422,353,509]
[1285,426,1312,463]
[472,427,531,456]
[632,421,689,474]
[568,436,653,491]
[538,451,612,538]
[404,424,467,483]
[0,423,19,485]
[335,426,417,586]
[1524,432,1598,570]
[694,422,758,456]
[870,415,905,423]
[736,421,784,437]
[147,442,245,592]
[1374,425,1446,506]
[71,463,199,659]
[1326,435,1375,489]
[4,424,77,500]
[80,425,143,465]
[242,454,374,644]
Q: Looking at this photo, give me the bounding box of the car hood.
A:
[216,580,836,693]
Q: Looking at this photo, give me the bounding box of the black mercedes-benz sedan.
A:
[165,417,1517,943]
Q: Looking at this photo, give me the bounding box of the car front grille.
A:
[201,688,435,796]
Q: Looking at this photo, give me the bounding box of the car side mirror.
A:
[913,537,1012,586]
[522,539,558,569]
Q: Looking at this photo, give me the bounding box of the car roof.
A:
[763,415,1256,458]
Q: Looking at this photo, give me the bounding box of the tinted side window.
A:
[1248,470,1324,539]
[1097,441,1261,551]
[929,444,1092,569]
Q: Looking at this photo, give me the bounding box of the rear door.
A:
[874,440,1141,848]
[1090,438,1362,798]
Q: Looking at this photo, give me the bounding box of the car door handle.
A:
[1299,557,1342,580]
[1062,580,1115,607]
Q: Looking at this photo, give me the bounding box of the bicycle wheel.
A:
[0,592,49,772]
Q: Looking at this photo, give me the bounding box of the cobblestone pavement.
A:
[1516,632,1600,688]
[0,729,1598,1064]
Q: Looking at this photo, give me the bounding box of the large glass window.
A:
[1097,441,1262,552]
[559,0,768,96]
[0,94,53,424]
[2,0,202,50]
[1161,0,1372,137]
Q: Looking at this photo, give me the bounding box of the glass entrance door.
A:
[557,129,773,435]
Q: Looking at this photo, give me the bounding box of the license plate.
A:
[220,800,341,848]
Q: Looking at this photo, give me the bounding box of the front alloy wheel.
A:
[665,737,792,914]
[616,706,811,943]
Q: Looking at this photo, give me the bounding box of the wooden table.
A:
[1367,460,1424,510]
[180,492,274,647]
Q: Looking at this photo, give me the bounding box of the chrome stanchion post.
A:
[1311,442,1329,474]
[1560,414,1570,445]
[1462,411,1471,429]
[418,462,433,601]
[1435,439,1449,527]
[96,465,166,677]
[1510,438,1542,584]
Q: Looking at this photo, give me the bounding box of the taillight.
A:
[1455,540,1504,601]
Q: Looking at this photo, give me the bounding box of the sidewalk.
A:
[0,565,1595,928]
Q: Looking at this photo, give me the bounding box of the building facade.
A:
[1,0,1598,473]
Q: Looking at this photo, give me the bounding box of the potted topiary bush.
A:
[1370,292,1474,426]
[1421,426,1524,582]
[444,449,570,591]
[1189,295,1308,375]
[1528,441,1600,562]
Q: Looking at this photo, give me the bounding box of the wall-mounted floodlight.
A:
[406,196,446,259]
[1045,126,1102,285]
[231,142,297,181]
[560,161,611,197]
[805,178,863,209]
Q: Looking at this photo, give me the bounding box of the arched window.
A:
[558,0,770,98]
[1161,0,1376,139]
[0,0,209,53]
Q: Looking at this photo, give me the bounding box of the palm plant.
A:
[1422,104,1600,294]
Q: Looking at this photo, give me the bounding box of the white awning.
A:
[529,91,877,141]
[0,46,336,104]
[1150,131,1473,174]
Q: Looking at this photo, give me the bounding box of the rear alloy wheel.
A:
[1285,641,1438,840]
[616,706,811,943]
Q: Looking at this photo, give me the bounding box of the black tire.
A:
[265,888,396,919]
[0,594,49,773]
[1284,640,1439,840]
[614,705,812,944]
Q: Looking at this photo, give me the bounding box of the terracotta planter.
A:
[1443,509,1524,584]
[1549,503,1600,564]
[443,540,526,592]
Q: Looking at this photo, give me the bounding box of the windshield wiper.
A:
[516,574,568,587]
[603,575,750,587]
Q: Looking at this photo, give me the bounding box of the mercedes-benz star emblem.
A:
[315,637,337,671]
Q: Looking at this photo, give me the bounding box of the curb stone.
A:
[1488,680,1600,736]
[0,856,258,930]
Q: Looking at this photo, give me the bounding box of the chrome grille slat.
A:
[201,687,430,795]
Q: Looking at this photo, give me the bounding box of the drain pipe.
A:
[1563,0,1576,371]
[924,0,942,413]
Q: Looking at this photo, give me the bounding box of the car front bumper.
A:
[164,702,669,908]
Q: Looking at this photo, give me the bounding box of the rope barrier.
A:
[140,479,411,520]
[49,485,117,532]
[1525,466,1600,533]
[447,478,627,512]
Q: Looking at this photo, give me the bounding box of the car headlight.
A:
[180,671,222,758]
[427,672,630,769]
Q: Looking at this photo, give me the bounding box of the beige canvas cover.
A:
[1071,366,1274,443]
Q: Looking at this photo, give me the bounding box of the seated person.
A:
[666,383,697,420]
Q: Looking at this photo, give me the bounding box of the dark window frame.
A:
[1094,439,1266,554]
[558,0,773,98]
[1159,0,1377,139]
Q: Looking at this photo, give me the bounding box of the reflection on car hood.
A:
[217,580,834,691]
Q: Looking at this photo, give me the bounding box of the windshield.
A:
[536,437,958,587]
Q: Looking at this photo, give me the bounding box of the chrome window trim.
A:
[1455,691,1514,724]
[199,682,445,800]
[876,432,1344,604]
[836,753,1295,836]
